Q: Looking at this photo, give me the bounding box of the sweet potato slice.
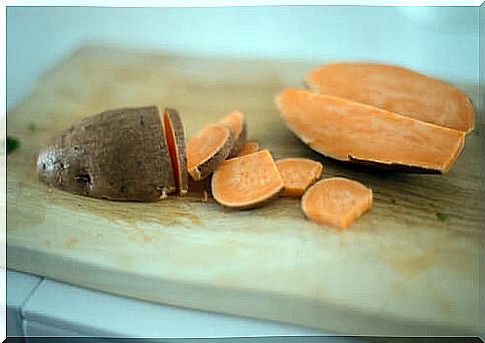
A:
[219,111,247,157]
[211,149,284,209]
[37,106,176,201]
[305,62,475,132]
[238,141,260,157]
[186,123,234,181]
[163,108,188,195]
[276,158,323,197]
[301,177,372,229]
[276,89,465,173]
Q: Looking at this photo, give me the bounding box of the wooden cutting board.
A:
[6,45,484,335]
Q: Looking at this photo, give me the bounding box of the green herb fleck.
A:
[436,212,448,221]
[28,123,37,132]
[6,136,21,155]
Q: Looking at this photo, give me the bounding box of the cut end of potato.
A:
[301,177,373,229]
[212,149,284,209]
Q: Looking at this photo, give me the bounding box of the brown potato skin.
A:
[37,106,176,201]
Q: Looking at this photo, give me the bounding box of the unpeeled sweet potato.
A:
[37,106,183,201]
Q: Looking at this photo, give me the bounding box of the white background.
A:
[6,6,480,109]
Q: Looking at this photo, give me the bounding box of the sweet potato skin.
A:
[37,106,176,201]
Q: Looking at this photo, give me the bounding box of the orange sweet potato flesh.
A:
[219,111,247,158]
[212,149,284,209]
[301,177,372,229]
[238,141,260,157]
[305,63,475,132]
[276,158,323,197]
[276,89,465,173]
[163,108,188,195]
[186,123,234,181]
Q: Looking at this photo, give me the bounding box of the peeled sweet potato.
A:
[302,177,373,229]
[37,106,182,201]
[305,62,475,132]
[276,89,465,173]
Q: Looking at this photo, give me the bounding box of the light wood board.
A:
[6,45,484,335]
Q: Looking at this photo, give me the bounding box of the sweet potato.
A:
[37,106,177,201]
[211,149,284,209]
[238,141,260,157]
[186,123,234,181]
[219,111,247,157]
[276,89,465,173]
[163,108,188,195]
[276,158,323,197]
[305,62,475,132]
[301,177,372,229]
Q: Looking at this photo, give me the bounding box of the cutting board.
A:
[6,45,484,335]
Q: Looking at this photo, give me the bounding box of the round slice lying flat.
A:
[212,149,284,209]
[301,177,372,229]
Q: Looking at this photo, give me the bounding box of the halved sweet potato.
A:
[276,89,465,173]
[305,62,475,132]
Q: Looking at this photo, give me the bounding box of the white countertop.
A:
[9,270,341,338]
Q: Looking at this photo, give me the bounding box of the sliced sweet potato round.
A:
[211,149,284,209]
[276,158,323,197]
[186,123,234,181]
[163,108,188,195]
[238,141,260,157]
[301,177,373,229]
[219,111,247,158]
